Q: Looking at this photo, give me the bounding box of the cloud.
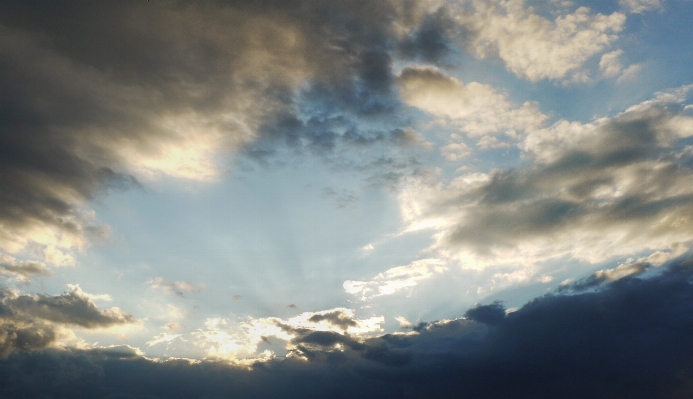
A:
[0,254,52,282]
[2,285,135,329]
[0,285,136,357]
[599,49,624,78]
[440,141,473,161]
[397,6,457,62]
[397,85,693,269]
[323,187,360,209]
[620,0,663,14]
[457,0,625,81]
[464,300,506,326]
[398,66,547,137]
[192,308,384,362]
[147,277,206,297]
[146,332,183,347]
[0,0,445,263]
[617,63,642,84]
[344,259,447,300]
[561,245,687,292]
[3,258,693,397]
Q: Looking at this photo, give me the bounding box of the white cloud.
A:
[619,0,663,14]
[344,259,447,300]
[539,275,554,283]
[395,316,413,328]
[616,64,642,84]
[599,50,624,78]
[66,284,112,302]
[457,0,625,82]
[484,267,536,292]
[148,277,207,297]
[477,134,512,149]
[395,85,693,275]
[440,142,472,161]
[398,66,547,136]
[192,308,384,362]
[147,332,184,347]
[0,253,52,282]
[116,112,254,182]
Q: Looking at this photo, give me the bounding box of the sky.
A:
[2,0,693,397]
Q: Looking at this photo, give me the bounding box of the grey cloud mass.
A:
[2,257,693,398]
[0,0,444,261]
[0,256,52,282]
[417,91,693,262]
[3,287,135,328]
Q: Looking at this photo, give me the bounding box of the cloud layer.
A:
[457,0,625,82]
[0,0,440,263]
[399,86,693,267]
[2,257,693,398]
[0,285,135,357]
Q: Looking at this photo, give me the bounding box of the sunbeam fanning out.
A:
[2,0,693,397]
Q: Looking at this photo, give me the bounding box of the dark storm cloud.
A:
[463,300,505,325]
[0,0,442,259]
[398,8,454,62]
[0,316,56,359]
[3,256,693,398]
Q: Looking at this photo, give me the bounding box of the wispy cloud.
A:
[148,277,207,297]
[619,0,663,14]
[344,259,447,300]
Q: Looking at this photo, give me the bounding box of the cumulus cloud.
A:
[440,141,473,161]
[2,285,135,329]
[0,285,135,357]
[147,277,207,297]
[192,308,384,362]
[398,66,547,137]
[3,258,693,397]
[457,0,625,81]
[344,259,447,300]
[0,253,52,282]
[599,49,624,78]
[398,85,693,270]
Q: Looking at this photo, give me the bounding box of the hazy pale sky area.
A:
[2,1,693,397]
